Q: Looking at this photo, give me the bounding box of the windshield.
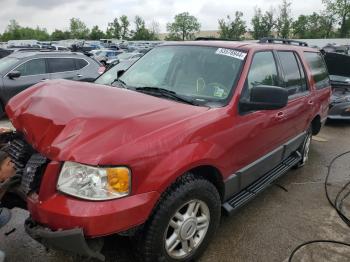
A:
[119,45,245,106]
[0,57,19,73]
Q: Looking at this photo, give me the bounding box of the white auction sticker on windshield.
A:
[215,48,247,60]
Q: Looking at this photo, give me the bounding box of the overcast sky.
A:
[0,0,324,33]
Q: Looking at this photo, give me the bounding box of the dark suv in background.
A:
[0,51,105,116]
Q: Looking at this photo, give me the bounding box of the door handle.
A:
[77,74,83,78]
[40,79,49,82]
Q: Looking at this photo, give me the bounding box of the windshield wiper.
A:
[135,87,197,105]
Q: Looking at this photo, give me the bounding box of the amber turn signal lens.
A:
[107,167,130,193]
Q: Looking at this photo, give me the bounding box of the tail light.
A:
[98,66,105,75]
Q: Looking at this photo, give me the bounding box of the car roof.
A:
[7,51,86,59]
[161,41,317,52]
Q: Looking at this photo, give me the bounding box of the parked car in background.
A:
[0,50,105,116]
[50,45,70,51]
[328,78,350,120]
[323,51,350,120]
[93,49,124,65]
[106,52,143,67]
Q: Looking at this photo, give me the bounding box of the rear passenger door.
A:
[48,58,78,81]
[275,51,312,146]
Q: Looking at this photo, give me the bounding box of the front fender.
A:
[137,141,226,196]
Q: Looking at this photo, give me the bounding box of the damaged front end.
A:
[0,131,105,261]
[0,131,47,209]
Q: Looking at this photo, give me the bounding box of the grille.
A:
[7,137,48,195]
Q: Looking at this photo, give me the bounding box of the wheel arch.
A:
[311,114,321,135]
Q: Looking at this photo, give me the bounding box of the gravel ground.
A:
[0,118,349,262]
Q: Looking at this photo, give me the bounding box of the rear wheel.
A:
[136,174,221,262]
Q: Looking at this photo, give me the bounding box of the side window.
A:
[48,58,76,73]
[75,59,88,70]
[244,51,279,98]
[304,52,330,89]
[16,59,46,76]
[278,51,306,95]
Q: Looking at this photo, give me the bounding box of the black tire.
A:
[0,104,5,119]
[294,127,312,168]
[135,173,221,262]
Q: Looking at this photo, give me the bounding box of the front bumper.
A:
[25,217,105,261]
[27,190,160,237]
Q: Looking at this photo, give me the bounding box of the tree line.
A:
[0,0,350,42]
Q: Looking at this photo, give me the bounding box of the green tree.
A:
[166,12,201,40]
[131,16,157,40]
[276,0,293,38]
[251,8,275,39]
[218,11,247,40]
[107,18,121,39]
[292,12,337,38]
[89,25,105,40]
[120,15,130,39]
[51,29,71,41]
[1,20,22,41]
[70,18,90,39]
[323,0,350,37]
[0,20,49,41]
[292,15,309,38]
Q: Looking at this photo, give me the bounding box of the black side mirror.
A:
[117,70,125,78]
[7,71,21,79]
[240,85,288,111]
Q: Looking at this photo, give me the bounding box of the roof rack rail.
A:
[259,37,308,47]
[195,37,231,41]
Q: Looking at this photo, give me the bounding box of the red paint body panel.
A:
[5,42,331,237]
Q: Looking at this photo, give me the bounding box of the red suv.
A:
[3,38,331,262]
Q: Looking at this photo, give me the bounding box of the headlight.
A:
[57,162,131,200]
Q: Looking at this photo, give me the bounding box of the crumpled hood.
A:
[6,79,208,164]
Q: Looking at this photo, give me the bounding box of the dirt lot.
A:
[0,119,349,262]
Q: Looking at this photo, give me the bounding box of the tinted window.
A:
[75,59,88,70]
[48,58,76,73]
[0,57,19,73]
[304,52,330,89]
[16,59,46,76]
[246,51,279,91]
[278,51,306,95]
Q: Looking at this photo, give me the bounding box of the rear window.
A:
[304,52,330,89]
[48,58,76,73]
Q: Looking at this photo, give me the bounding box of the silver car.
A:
[0,50,105,116]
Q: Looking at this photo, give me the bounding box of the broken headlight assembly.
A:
[57,162,131,200]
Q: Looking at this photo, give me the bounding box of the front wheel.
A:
[136,174,221,262]
[295,128,312,168]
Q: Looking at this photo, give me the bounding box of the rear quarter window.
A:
[304,52,330,89]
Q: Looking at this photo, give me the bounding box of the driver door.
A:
[2,58,48,103]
